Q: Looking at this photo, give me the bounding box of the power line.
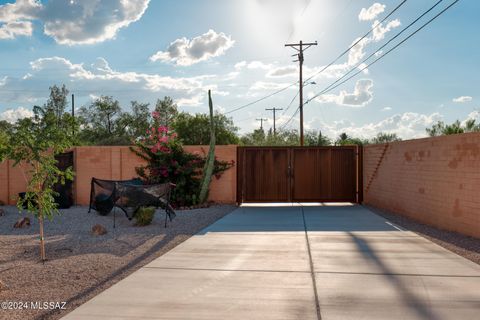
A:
[224,82,297,115]
[303,0,408,83]
[305,0,461,105]
[316,0,446,98]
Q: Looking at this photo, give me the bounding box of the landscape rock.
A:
[13,217,30,228]
[92,224,107,236]
[0,279,8,291]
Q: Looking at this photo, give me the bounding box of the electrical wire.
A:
[305,0,460,105]
[303,0,408,83]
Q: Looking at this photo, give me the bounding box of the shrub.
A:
[131,112,233,207]
[134,207,155,226]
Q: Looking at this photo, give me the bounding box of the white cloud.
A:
[267,65,297,78]
[0,0,150,44]
[308,112,442,140]
[382,106,392,111]
[372,19,401,41]
[314,79,373,107]
[359,3,385,21]
[0,106,33,123]
[249,81,291,91]
[150,29,235,66]
[0,56,216,109]
[0,20,33,39]
[452,96,472,103]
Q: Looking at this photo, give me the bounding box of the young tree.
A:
[3,106,75,261]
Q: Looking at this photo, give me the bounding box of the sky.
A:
[0,0,478,140]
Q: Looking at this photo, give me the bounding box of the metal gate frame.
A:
[237,146,363,203]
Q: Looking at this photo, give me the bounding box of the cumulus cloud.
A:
[249,81,292,91]
[314,79,374,107]
[150,29,235,66]
[0,0,150,44]
[0,56,216,109]
[0,106,33,123]
[267,65,297,78]
[359,3,385,21]
[308,112,442,140]
[452,96,472,103]
[372,19,401,41]
[0,20,33,39]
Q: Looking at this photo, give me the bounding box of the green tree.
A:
[426,120,480,137]
[78,96,126,145]
[118,101,151,141]
[154,96,178,127]
[45,84,69,122]
[371,132,401,144]
[335,132,367,146]
[305,130,332,146]
[173,112,239,145]
[2,106,75,261]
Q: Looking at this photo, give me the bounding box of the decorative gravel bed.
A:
[0,204,236,320]
[367,205,480,265]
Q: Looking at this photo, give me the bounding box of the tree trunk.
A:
[38,214,46,262]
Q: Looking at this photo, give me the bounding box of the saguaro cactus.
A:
[198,90,216,203]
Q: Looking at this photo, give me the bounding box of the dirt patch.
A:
[0,204,236,320]
[366,205,480,265]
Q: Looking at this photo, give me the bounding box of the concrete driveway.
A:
[63,204,480,320]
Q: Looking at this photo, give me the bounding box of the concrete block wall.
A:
[0,145,238,206]
[363,132,480,238]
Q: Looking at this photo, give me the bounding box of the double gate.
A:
[237,146,362,203]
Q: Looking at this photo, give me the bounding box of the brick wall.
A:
[0,145,238,206]
[363,132,480,238]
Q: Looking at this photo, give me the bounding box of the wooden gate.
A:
[237,146,362,203]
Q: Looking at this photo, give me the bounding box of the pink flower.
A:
[152,111,160,118]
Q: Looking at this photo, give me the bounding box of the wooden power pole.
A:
[285,40,317,146]
[256,118,268,130]
[265,107,283,134]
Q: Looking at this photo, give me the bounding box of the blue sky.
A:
[0,0,478,139]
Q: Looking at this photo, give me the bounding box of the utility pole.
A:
[265,107,283,135]
[71,94,75,135]
[256,118,268,130]
[285,40,317,146]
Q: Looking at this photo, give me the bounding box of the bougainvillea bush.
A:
[131,112,234,207]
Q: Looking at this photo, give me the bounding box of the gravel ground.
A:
[367,205,480,265]
[0,204,236,320]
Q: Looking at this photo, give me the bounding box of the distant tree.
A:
[78,96,126,145]
[371,132,401,144]
[118,101,151,141]
[154,97,178,127]
[426,120,480,137]
[45,84,69,122]
[335,132,367,146]
[305,130,332,146]
[240,128,266,145]
[173,112,239,145]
